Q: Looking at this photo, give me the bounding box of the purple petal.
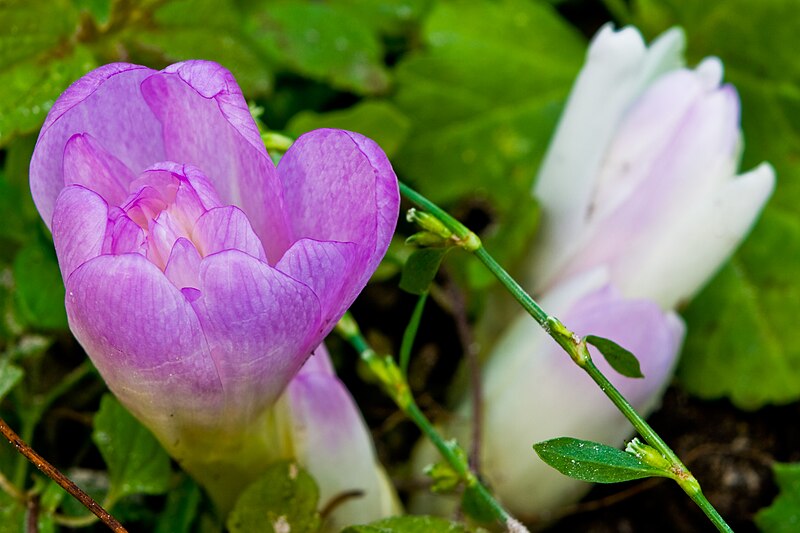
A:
[31,64,164,227]
[140,61,292,263]
[276,239,361,335]
[193,206,268,263]
[190,251,322,420]
[65,254,223,445]
[52,186,109,281]
[165,238,202,290]
[278,129,400,278]
[287,346,394,527]
[106,214,145,255]
[63,133,135,207]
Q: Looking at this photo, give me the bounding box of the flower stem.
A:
[399,181,732,533]
[335,314,526,531]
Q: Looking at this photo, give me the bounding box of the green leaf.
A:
[92,395,171,503]
[12,240,68,331]
[0,359,24,403]
[399,248,450,295]
[634,0,800,408]
[585,335,644,379]
[343,515,470,533]
[755,462,800,533]
[392,0,584,208]
[0,0,79,69]
[533,437,671,483]
[227,461,320,533]
[125,0,272,96]
[246,0,390,95]
[287,101,411,157]
[0,45,97,145]
[155,475,202,533]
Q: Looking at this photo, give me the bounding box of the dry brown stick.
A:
[0,418,127,533]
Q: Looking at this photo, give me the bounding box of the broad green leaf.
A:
[399,248,450,295]
[585,335,644,379]
[0,359,24,403]
[0,0,79,69]
[92,395,171,503]
[246,0,390,95]
[287,101,411,157]
[0,45,97,145]
[227,461,320,533]
[755,462,800,533]
[343,515,470,533]
[533,437,671,483]
[392,0,584,209]
[329,0,432,37]
[12,240,68,331]
[125,0,272,96]
[632,1,800,407]
[155,475,202,533]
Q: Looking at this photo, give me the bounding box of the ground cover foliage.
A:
[0,0,799,531]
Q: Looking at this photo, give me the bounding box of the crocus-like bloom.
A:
[29,61,400,519]
[532,24,775,308]
[414,24,774,518]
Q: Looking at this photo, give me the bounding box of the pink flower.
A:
[29,60,399,516]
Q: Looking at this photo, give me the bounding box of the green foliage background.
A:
[0,0,798,531]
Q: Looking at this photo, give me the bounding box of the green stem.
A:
[336,314,522,530]
[399,181,732,533]
[399,292,428,376]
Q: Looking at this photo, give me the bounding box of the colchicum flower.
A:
[414,24,774,517]
[531,24,775,308]
[29,61,400,523]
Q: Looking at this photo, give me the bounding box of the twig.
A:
[0,418,127,533]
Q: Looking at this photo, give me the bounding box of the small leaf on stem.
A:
[533,437,672,483]
[399,248,450,295]
[585,335,644,378]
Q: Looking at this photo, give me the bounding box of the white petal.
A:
[619,162,775,308]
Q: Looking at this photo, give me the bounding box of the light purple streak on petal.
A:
[31,64,163,227]
[590,68,708,217]
[553,83,741,290]
[140,61,291,262]
[276,239,360,335]
[191,250,321,422]
[481,283,684,514]
[165,238,202,290]
[530,26,685,291]
[286,361,391,527]
[63,133,135,207]
[107,214,145,255]
[279,129,400,275]
[64,254,223,445]
[51,186,109,281]
[192,206,268,263]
